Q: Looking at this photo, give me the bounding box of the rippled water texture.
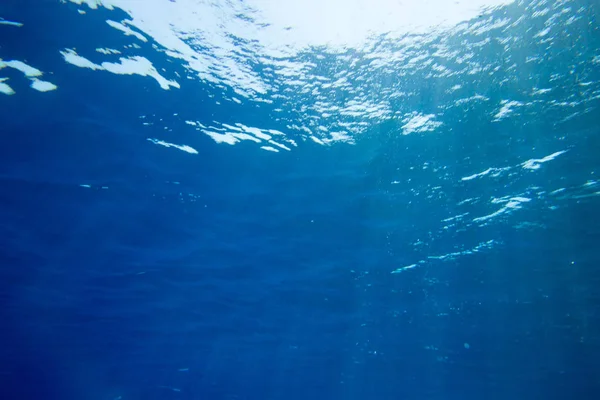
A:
[30,0,598,270]
[1,1,599,400]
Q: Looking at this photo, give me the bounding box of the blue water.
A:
[1,0,600,399]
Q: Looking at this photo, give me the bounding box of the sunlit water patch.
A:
[2,0,598,275]
[55,0,598,149]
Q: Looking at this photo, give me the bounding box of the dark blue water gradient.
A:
[1,1,600,400]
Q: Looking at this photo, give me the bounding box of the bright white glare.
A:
[247,0,515,47]
[68,0,516,99]
[72,0,515,50]
[60,49,180,90]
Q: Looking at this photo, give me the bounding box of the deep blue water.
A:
[1,0,600,399]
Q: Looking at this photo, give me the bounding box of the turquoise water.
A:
[1,1,599,399]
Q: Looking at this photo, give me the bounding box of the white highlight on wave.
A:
[461,167,510,181]
[0,18,23,27]
[400,112,442,135]
[106,20,147,42]
[392,239,497,273]
[60,49,179,90]
[147,138,198,154]
[1,60,42,77]
[0,59,58,94]
[521,150,567,170]
[0,78,14,95]
[190,121,294,152]
[473,196,531,223]
[461,150,567,181]
[493,100,525,121]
